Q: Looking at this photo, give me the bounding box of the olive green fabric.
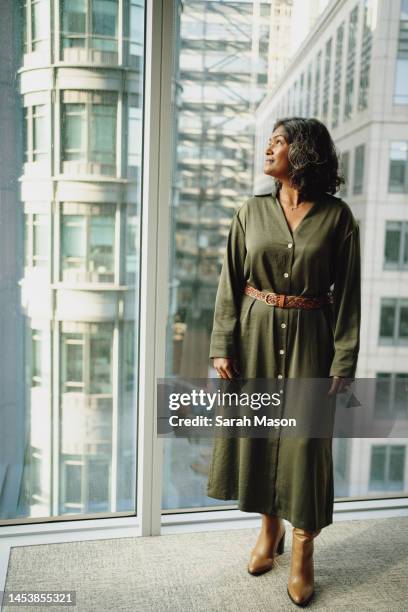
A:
[206,186,361,531]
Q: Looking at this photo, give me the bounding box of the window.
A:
[369,445,406,491]
[394,0,408,104]
[332,22,344,128]
[61,0,118,55]
[305,63,312,117]
[358,0,373,111]
[375,372,408,417]
[63,461,84,511]
[62,91,117,172]
[379,298,408,345]
[24,212,49,268]
[344,6,358,121]
[60,322,113,394]
[384,221,408,269]
[24,104,49,163]
[31,330,45,387]
[339,150,350,197]
[389,141,408,193]
[22,0,49,54]
[322,38,332,123]
[313,50,322,116]
[353,144,365,194]
[127,94,142,176]
[61,203,115,283]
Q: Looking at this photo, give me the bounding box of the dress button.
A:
[287,243,293,248]
[281,323,286,328]
[280,389,284,394]
[279,349,285,355]
[283,272,289,278]
[278,374,283,379]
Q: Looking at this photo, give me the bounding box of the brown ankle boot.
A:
[287,527,321,606]
[248,515,286,576]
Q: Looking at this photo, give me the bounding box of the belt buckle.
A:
[265,292,276,305]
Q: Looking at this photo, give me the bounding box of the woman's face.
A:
[264,127,290,179]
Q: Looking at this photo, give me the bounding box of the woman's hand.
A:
[213,357,240,379]
[328,376,354,396]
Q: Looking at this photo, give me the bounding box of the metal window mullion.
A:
[137,0,174,536]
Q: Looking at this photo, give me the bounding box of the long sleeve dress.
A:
[206,184,361,531]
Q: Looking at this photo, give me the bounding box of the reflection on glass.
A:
[0,0,144,523]
[163,0,274,512]
[163,0,408,515]
[61,0,118,55]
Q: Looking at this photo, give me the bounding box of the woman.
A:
[207,117,361,607]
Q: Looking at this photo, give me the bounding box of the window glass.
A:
[33,105,47,160]
[63,103,86,160]
[389,141,407,192]
[90,102,116,164]
[31,0,48,51]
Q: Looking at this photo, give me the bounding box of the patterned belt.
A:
[243,284,334,310]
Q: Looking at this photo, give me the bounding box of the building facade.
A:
[254,0,408,497]
[18,0,143,518]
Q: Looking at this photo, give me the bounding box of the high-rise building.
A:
[254,0,408,498]
[14,0,143,519]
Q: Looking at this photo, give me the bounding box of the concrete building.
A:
[254,0,408,497]
[17,0,143,518]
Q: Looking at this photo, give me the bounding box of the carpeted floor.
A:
[2,517,408,611]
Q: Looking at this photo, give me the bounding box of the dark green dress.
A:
[206,185,361,531]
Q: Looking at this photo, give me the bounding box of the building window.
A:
[389,141,408,192]
[61,322,114,394]
[124,0,145,67]
[384,221,408,270]
[358,0,373,111]
[24,104,49,163]
[353,144,365,194]
[379,298,408,345]
[61,90,117,172]
[61,0,119,55]
[339,150,349,197]
[344,5,358,121]
[61,203,116,283]
[31,330,44,387]
[375,372,408,417]
[127,94,142,177]
[369,445,406,491]
[313,50,322,116]
[394,0,408,104]
[332,22,344,129]
[24,212,49,268]
[63,461,84,511]
[305,63,312,117]
[322,37,332,123]
[22,0,49,54]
